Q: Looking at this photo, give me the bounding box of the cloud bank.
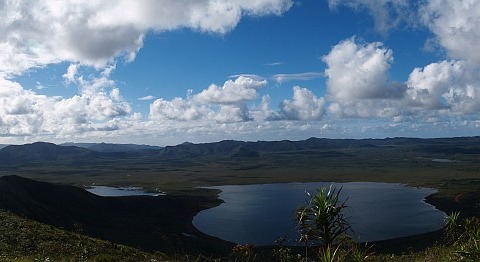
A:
[1,0,480,145]
[0,0,294,143]
[0,0,293,73]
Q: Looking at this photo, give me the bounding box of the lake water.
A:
[86,186,165,197]
[193,182,445,246]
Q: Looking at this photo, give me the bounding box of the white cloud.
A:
[149,76,263,123]
[214,105,252,123]
[149,97,252,124]
[194,76,267,104]
[420,0,480,65]
[138,95,155,101]
[264,62,285,66]
[149,76,328,124]
[63,64,78,84]
[329,0,480,66]
[322,38,480,120]
[280,86,325,120]
[0,64,131,138]
[5,0,480,144]
[0,78,46,135]
[323,38,405,117]
[149,97,207,121]
[228,74,266,81]
[272,72,323,83]
[0,0,293,75]
[407,60,480,115]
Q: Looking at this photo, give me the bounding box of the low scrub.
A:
[0,210,167,261]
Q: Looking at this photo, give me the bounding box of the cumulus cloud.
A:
[0,0,317,144]
[149,98,252,124]
[194,76,267,104]
[329,0,480,66]
[420,0,480,65]
[0,0,293,74]
[323,38,405,117]
[149,76,264,123]
[0,66,131,138]
[324,38,398,100]
[407,60,480,115]
[280,86,326,120]
[149,77,328,124]
[214,105,252,123]
[63,64,78,84]
[321,38,480,120]
[322,37,480,120]
[149,97,207,121]
[0,78,46,135]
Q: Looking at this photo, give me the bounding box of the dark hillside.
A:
[0,210,168,261]
[6,137,480,162]
[0,175,232,255]
[160,140,245,156]
[87,142,162,152]
[159,136,480,157]
[0,142,96,164]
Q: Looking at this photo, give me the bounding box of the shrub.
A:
[296,185,351,260]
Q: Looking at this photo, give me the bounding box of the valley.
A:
[1,137,480,258]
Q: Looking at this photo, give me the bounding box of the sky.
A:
[1,0,480,146]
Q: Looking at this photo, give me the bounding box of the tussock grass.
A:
[1,209,478,262]
[0,210,167,261]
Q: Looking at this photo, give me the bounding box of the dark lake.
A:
[193,182,445,246]
[86,186,164,197]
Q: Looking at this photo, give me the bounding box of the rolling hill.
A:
[0,142,97,164]
[0,175,232,254]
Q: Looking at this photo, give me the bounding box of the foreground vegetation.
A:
[2,138,480,260]
[2,188,480,261]
[0,210,168,261]
[228,187,480,262]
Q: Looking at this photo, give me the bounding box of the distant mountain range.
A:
[157,136,480,157]
[60,142,162,152]
[2,136,480,165]
[0,142,96,164]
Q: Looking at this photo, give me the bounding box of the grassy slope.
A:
[0,209,462,261]
[0,175,233,257]
[0,210,168,261]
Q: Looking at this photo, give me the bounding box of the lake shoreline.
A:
[193,185,478,255]
[193,182,445,247]
[366,190,472,254]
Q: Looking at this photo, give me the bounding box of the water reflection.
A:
[86,186,165,197]
[193,182,445,246]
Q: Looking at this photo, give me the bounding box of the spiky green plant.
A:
[296,185,351,259]
[453,217,480,261]
[348,242,372,262]
[318,244,341,262]
[444,211,461,242]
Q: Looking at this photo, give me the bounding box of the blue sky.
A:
[1,0,480,146]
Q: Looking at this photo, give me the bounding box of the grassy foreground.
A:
[0,210,168,262]
[1,208,478,262]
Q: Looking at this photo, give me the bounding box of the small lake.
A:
[86,186,165,197]
[193,182,445,246]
